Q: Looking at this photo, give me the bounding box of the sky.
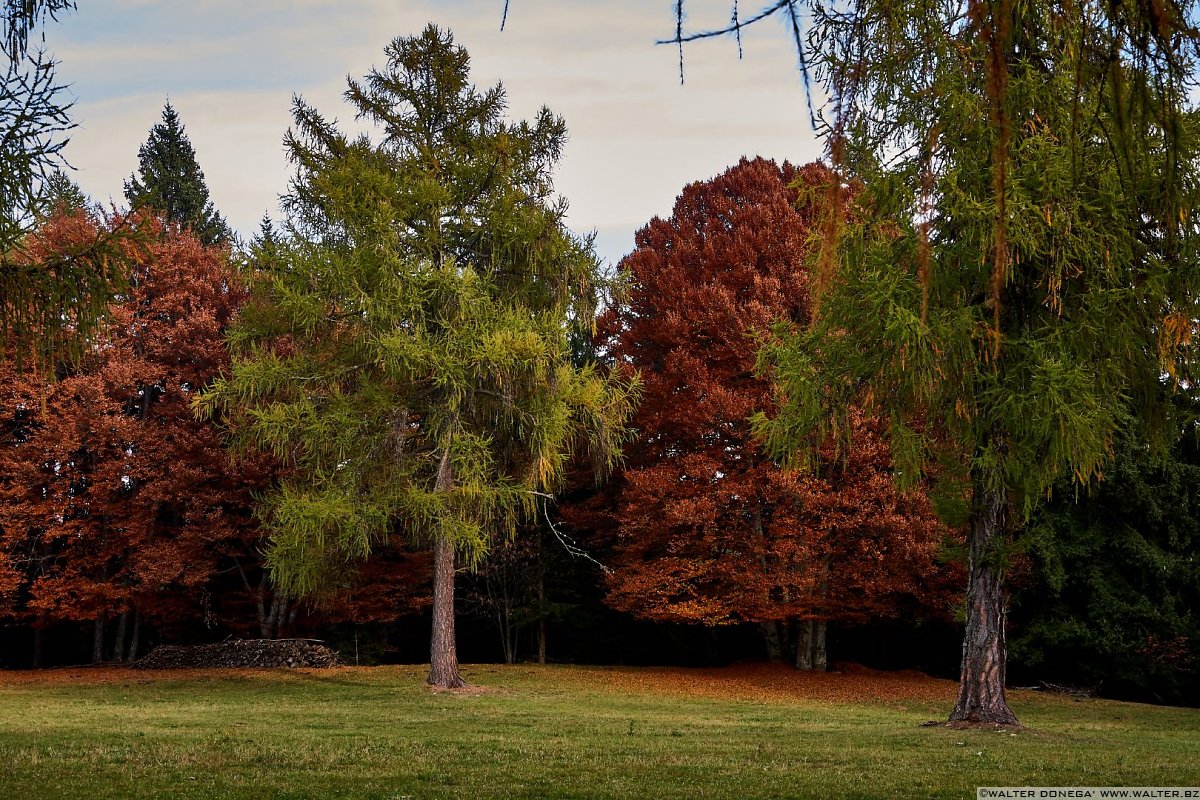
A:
[49,1,823,268]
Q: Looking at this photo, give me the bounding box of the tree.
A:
[0,211,269,663]
[197,24,637,688]
[574,157,955,665]
[42,170,90,216]
[1010,420,1200,704]
[125,102,232,247]
[751,0,1200,724]
[461,531,544,665]
[0,0,73,251]
[1,0,124,371]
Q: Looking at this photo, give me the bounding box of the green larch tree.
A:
[1,0,125,370]
[746,0,1200,725]
[197,24,636,688]
[125,102,232,247]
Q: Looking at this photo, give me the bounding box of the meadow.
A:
[0,663,1196,799]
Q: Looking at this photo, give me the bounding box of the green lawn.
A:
[0,664,1196,799]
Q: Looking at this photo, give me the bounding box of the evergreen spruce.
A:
[125,102,231,246]
[42,170,90,216]
[197,25,636,688]
[752,0,1200,724]
[1011,419,1200,705]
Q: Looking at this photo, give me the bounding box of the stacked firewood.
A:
[133,639,341,669]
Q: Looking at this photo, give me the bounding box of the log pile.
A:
[133,639,341,669]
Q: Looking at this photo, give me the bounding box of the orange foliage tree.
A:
[0,211,275,663]
[0,212,438,666]
[577,158,958,667]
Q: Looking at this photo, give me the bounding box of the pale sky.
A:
[51,1,823,267]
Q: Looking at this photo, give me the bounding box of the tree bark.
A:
[795,619,814,670]
[127,611,141,663]
[536,561,547,665]
[429,533,465,687]
[813,620,827,672]
[112,611,129,663]
[950,484,1019,725]
[427,446,465,688]
[497,605,515,666]
[760,621,783,662]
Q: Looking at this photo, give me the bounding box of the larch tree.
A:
[712,0,1200,724]
[577,157,955,666]
[125,102,232,247]
[196,24,636,689]
[1,0,126,371]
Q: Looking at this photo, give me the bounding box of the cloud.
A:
[51,1,821,266]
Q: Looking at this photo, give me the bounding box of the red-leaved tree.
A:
[0,211,276,663]
[574,158,959,667]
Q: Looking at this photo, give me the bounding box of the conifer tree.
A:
[746,0,1200,724]
[1,0,124,371]
[197,25,636,688]
[42,171,90,216]
[125,102,231,247]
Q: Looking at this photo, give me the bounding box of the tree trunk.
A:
[497,607,515,666]
[92,617,105,664]
[237,560,270,639]
[950,485,1019,725]
[112,611,129,663]
[427,445,465,688]
[499,569,516,665]
[127,611,141,663]
[428,533,465,687]
[277,596,292,637]
[813,620,827,672]
[795,619,814,670]
[263,592,285,639]
[760,621,783,662]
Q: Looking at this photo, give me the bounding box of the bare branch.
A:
[529,491,611,574]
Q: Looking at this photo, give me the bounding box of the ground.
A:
[0,663,1196,798]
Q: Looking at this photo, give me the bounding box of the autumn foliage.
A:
[0,213,260,654]
[575,158,958,658]
[0,211,438,664]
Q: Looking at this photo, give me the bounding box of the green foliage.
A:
[2,0,73,57]
[0,0,73,251]
[0,0,124,371]
[755,0,1200,521]
[1011,423,1200,703]
[124,102,232,247]
[40,170,90,216]
[749,0,1200,720]
[197,24,636,598]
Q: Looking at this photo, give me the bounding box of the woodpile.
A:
[133,639,341,669]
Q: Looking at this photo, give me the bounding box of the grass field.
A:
[0,663,1196,799]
